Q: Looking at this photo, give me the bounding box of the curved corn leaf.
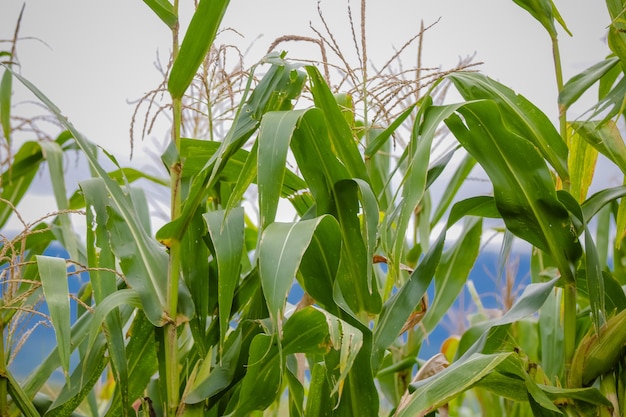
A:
[5,368,40,417]
[384,100,466,279]
[305,66,368,181]
[143,0,177,29]
[258,110,307,229]
[446,100,581,282]
[36,255,71,382]
[204,208,244,352]
[87,289,142,351]
[559,57,620,112]
[512,0,571,37]
[395,352,513,417]
[573,120,626,174]
[167,0,229,98]
[82,178,129,410]
[297,213,341,313]
[0,141,43,228]
[185,331,242,404]
[232,334,282,416]
[44,344,108,417]
[258,215,339,328]
[289,108,350,215]
[448,72,569,181]
[567,123,598,203]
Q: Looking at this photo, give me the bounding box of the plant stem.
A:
[552,32,576,384]
[164,1,182,415]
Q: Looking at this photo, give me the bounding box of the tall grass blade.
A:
[573,120,626,174]
[36,255,71,382]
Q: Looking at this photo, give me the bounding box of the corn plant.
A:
[2,0,626,416]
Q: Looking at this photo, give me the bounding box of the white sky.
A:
[0,1,614,229]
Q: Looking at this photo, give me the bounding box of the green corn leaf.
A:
[40,140,78,260]
[606,0,626,66]
[81,178,130,410]
[430,153,476,225]
[5,368,40,417]
[297,211,342,313]
[185,331,242,404]
[143,0,177,29]
[373,196,501,372]
[364,104,416,158]
[573,120,626,174]
[168,0,230,98]
[582,185,626,222]
[104,312,158,417]
[257,110,306,229]
[44,345,108,417]
[335,179,381,316]
[511,0,571,37]
[559,57,620,112]
[305,363,334,417]
[384,100,466,280]
[0,68,11,143]
[258,215,339,329]
[420,217,482,334]
[305,66,368,181]
[567,124,598,203]
[395,352,513,417]
[539,288,564,382]
[36,255,71,382]
[233,334,282,417]
[87,289,142,351]
[204,208,244,352]
[180,138,306,196]
[445,100,581,282]
[0,141,43,228]
[288,107,350,215]
[448,72,569,181]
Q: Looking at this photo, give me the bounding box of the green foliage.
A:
[2,1,626,416]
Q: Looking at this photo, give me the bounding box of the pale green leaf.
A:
[37,255,71,381]
[573,120,626,174]
[204,208,244,352]
[258,215,338,327]
[0,68,11,143]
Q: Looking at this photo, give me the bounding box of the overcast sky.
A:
[0,1,613,230]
